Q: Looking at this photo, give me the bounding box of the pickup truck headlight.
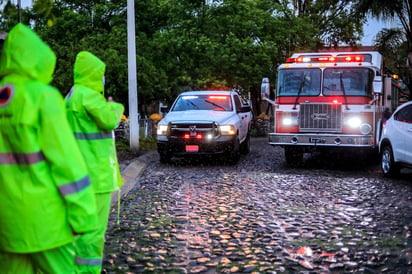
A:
[157,124,168,135]
[219,125,236,135]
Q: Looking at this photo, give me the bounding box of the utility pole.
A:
[127,0,139,152]
[17,0,21,22]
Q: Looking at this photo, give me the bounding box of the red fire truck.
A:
[261,50,403,165]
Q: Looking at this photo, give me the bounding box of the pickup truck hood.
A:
[160,110,237,125]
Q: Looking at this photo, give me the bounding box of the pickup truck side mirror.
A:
[160,105,169,113]
[239,105,251,113]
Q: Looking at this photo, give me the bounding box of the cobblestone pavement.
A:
[104,137,412,273]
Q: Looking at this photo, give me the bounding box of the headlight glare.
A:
[157,124,168,135]
[282,117,293,126]
[347,117,361,128]
[220,125,236,135]
[282,112,298,126]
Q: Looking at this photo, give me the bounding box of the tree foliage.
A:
[355,0,412,99]
[0,0,368,115]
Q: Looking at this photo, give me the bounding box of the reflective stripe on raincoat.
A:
[0,24,98,253]
[65,51,124,193]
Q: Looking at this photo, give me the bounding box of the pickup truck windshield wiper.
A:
[339,73,350,110]
[186,100,199,110]
[204,99,226,111]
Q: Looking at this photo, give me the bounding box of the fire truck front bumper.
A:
[269,133,375,148]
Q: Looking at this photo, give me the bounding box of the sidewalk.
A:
[111,150,158,207]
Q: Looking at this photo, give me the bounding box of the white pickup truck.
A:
[156,90,253,164]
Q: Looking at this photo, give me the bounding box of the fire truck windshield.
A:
[277,68,321,96]
[277,67,374,98]
[323,68,374,97]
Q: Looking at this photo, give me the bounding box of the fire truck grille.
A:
[169,122,218,137]
[299,103,342,132]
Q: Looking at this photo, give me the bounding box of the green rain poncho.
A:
[65,51,124,193]
[0,24,97,253]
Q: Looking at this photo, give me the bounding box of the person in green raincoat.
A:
[0,24,98,273]
[65,51,124,273]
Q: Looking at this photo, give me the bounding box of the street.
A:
[103,137,412,273]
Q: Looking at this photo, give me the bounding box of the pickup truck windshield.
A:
[172,95,233,111]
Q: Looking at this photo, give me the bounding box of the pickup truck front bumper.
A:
[157,135,237,156]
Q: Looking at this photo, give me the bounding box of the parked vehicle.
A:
[261,49,406,166]
[379,101,412,176]
[156,90,253,164]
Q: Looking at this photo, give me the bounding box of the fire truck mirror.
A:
[261,77,270,99]
[373,76,383,94]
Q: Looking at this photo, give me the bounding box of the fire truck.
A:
[261,50,403,165]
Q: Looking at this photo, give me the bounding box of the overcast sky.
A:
[362,17,393,46]
[21,0,31,7]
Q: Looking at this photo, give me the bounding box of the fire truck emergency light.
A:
[286,55,364,63]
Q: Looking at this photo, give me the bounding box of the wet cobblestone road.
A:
[103,138,412,273]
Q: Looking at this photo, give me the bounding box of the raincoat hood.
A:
[73,51,106,94]
[0,23,56,84]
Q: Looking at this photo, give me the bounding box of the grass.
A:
[115,136,157,153]
[139,137,157,151]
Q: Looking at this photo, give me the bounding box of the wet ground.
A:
[104,137,412,273]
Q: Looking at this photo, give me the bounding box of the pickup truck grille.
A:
[169,122,218,138]
[299,103,342,132]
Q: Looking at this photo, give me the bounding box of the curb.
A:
[111,151,158,208]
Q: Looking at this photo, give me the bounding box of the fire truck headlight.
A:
[283,117,293,126]
[282,113,298,126]
[157,124,168,135]
[360,123,372,135]
[347,117,361,128]
[219,125,236,135]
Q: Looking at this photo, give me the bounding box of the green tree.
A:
[35,1,130,104]
[284,0,364,47]
[374,28,406,72]
[355,0,412,99]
